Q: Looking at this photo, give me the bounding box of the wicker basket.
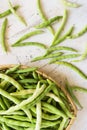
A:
[0,64,77,130]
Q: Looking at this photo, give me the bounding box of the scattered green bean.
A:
[32,52,63,62]
[65,80,83,109]
[49,54,80,64]
[0,5,20,18]
[61,0,80,8]
[53,26,74,46]
[35,15,62,29]
[12,30,43,46]
[56,61,87,79]
[12,42,47,49]
[72,86,87,93]
[0,18,8,52]
[8,0,27,26]
[51,9,67,45]
[45,46,77,56]
[67,25,87,39]
[37,0,55,35]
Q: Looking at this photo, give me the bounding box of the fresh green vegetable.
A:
[8,0,27,26]
[0,5,20,18]
[0,18,8,52]
[61,0,80,8]
[35,15,62,29]
[37,0,55,35]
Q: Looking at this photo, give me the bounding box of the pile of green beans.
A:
[0,65,75,130]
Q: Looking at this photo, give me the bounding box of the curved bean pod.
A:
[0,18,8,52]
[37,0,55,35]
[12,30,43,46]
[61,0,80,8]
[12,42,47,49]
[0,5,19,18]
[49,54,80,64]
[8,0,27,26]
[56,61,87,80]
[35,15,62,29]
[51,9,67,45]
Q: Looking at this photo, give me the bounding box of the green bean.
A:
[56,61,87,79]
[18,79,37,84]
[61,0,80,8]
[53,26,74,46]
[72,86,87,93]
[0,96,7,110]
[10,89,35,96]
[58,118,67,130]
[0,80,9,89]
[12,30,44,46]
[2,122,11,130]
[12,42,47,49]
[35,102,42,130]
[65,80,83,109]
[7,86,16,93]
[49,54,80,64]
[42,102,67,118]
[37,0,55,35]
[67,25,87,39]
[8,0,27,26]
[5,65,20,74]
[51,9,67,45]
[45,46,77,56]
[4,84,46,113]
[0,116,35,128]
[15,67,37,73]
[0,73,23,90]
[6,124,25,130]
[31,106,60,120]
[32,52,63,62]
[35,16,62,29]
[24,85,36,89]
[0,18,8,52]
[0,5,20,18]
[2,96,10,109]
[33,71,38,80]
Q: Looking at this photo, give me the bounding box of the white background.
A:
[0,0,87,129]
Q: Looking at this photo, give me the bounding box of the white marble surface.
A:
[0,0,87,129]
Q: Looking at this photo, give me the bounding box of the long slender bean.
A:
[12,42,47,49]
[2,96,10,109]
[35,15,62,29]
[45,46,77,56]
[72,86,87,93]
[12,30,43,46]
[5,65,20,74]
[67,25,87,39]
[0,96,7,110]
[51,9,67,45]
[6,124,25,130]
[2,122,11,130]
[0,18,8,52]
[65,81,83,109]
[35,102,42,130]
[0,73,23,90]
[55,61,87,79]
[15,67,37,74]
[53,26,74,46]
[37,0,55,35]
[32,52,63,62]
[8,0,27,26]
[18,79,37,84]
[49,54,80,64]
[42,102,67,118]
[61,0,80,8]
[58,118,67,130]
[0,5,19,18]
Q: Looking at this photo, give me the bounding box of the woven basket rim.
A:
[0,64,77,130]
